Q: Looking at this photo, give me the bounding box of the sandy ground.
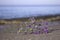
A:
[0,21,60,40]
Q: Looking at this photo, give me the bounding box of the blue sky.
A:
[0,0,60,19]
[0,0,60,5]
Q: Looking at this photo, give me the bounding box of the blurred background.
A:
[0,0,60,19]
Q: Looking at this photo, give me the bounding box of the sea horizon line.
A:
[0,5,60,7]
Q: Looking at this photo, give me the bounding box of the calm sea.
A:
[0,5,60,19]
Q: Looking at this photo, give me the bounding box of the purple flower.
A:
[44,28,48,33]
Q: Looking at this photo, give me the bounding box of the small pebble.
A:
[28,39,32,40]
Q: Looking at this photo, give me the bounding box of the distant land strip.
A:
[0,5,60,7]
